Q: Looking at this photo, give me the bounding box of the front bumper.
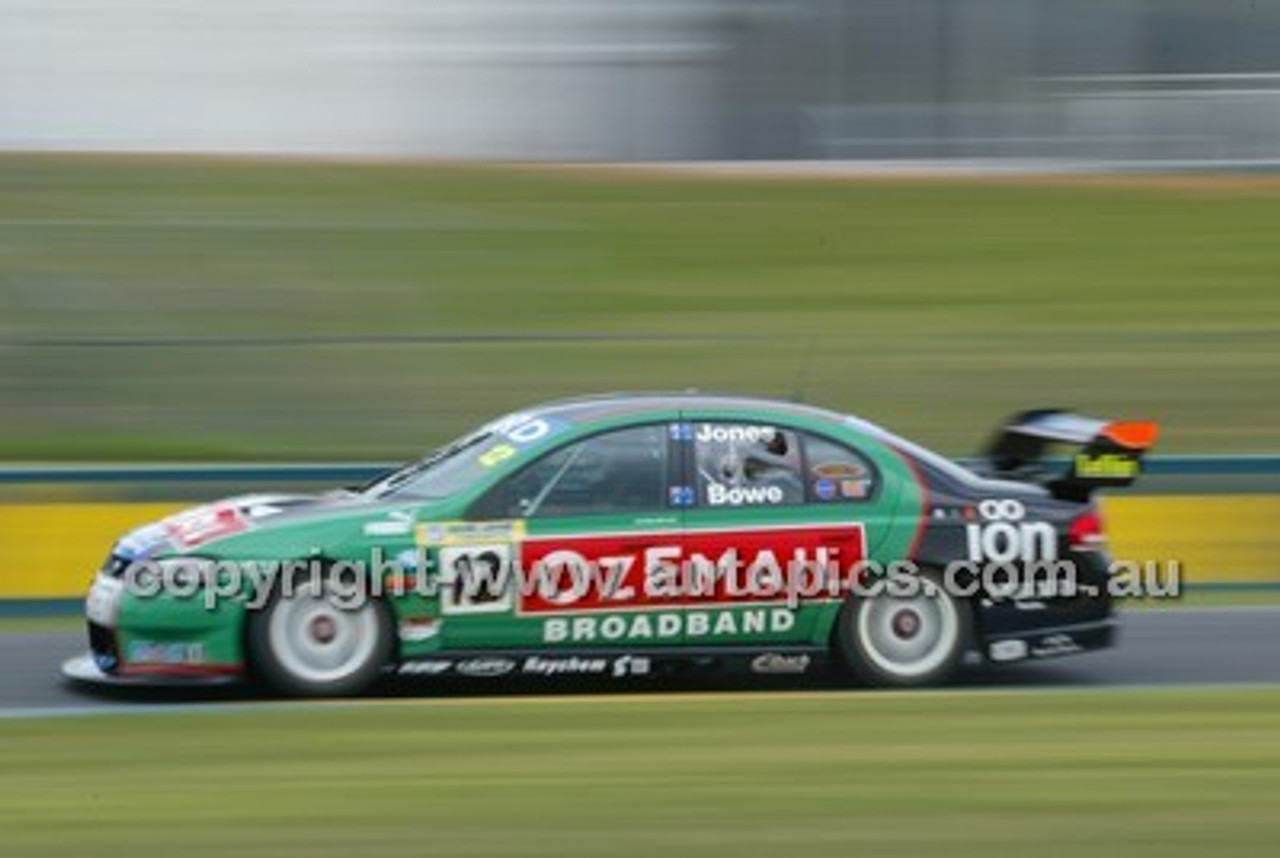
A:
[62,652,241,687]
[67,571,249,686]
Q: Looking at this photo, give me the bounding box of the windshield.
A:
[361,432,496,500]
[362,411,570,501]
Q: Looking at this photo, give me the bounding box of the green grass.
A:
[3,156,1280,459]
[2,688,1280,856]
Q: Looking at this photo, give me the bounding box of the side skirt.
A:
[394,645,832,681]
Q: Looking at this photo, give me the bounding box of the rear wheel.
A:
[835,571,971,687]
[247,574,392,697]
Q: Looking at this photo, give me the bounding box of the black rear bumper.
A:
[981,617,1116,663]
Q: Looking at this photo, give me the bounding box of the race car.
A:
[63,393,1158,696]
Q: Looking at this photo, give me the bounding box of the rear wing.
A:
[984,409,1160,501]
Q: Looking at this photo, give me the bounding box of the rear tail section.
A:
[984,409,1159,502]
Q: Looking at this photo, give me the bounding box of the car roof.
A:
[529,391,848,427]
[515,392,993,490]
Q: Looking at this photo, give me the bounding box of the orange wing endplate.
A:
[1101,421,1160,450]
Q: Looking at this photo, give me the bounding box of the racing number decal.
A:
[438,544,516,615]
[417,521,525,616]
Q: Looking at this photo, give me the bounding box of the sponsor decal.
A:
[987,639,1028,662]
[399,659,452,676]
[612,655,651,677]
[398,617,441,642]
[668,485,696,507]
[477,413,568,466]
[417,520,526,547]
[399,655,653,678]
[162,503,249,548]
[1074,453,1139,480]
[812,462,871,497]
[117,523,171,559]
[750,652,811,675]
[479,443,518,468]
[814,479,837,501]
[839,479,869,500]
[455,657,517,678]
[813,462,863,479]
[519,525,862,613]
[543,607,797,643]
[127,641,206,666]
[520,656,609,676]
[363,510,415,538]
[489,413,564,446]
[237,494,303,519]
[965,499,1057,563]
[1030,633,1083,658]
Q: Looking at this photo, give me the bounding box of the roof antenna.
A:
[789,335,820,403]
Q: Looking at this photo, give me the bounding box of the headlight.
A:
[122,556,218,599]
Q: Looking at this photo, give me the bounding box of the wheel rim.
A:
[856,579,960,679]
[267,579,380,684]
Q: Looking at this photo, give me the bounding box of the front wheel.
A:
[835,572,972,687]
[247,575,393,697]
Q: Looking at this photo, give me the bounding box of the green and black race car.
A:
[64,393,1158,697]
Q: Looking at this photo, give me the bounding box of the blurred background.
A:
[3,0,1277,596]
[2,0,1278,463]
[7,0,1280,163]
[2,0,1279,466]
[3,6,1280,857]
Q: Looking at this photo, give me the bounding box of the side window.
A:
[693,422,804,508]
[802,433,877,502]
[488,424,669,519]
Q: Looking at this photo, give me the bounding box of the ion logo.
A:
[965,499,1056,563]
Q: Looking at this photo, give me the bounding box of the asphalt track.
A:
[2,608,1278,716]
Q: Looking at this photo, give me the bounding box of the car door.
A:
[678,417,894,645]
[444,421,686,651]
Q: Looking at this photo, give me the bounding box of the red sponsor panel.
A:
[163,504,249,549]
[518,524,864,614]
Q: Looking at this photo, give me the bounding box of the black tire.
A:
[834,570,972,688]
[246,572,393,697]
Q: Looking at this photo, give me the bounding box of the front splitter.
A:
[61,653,240,687]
